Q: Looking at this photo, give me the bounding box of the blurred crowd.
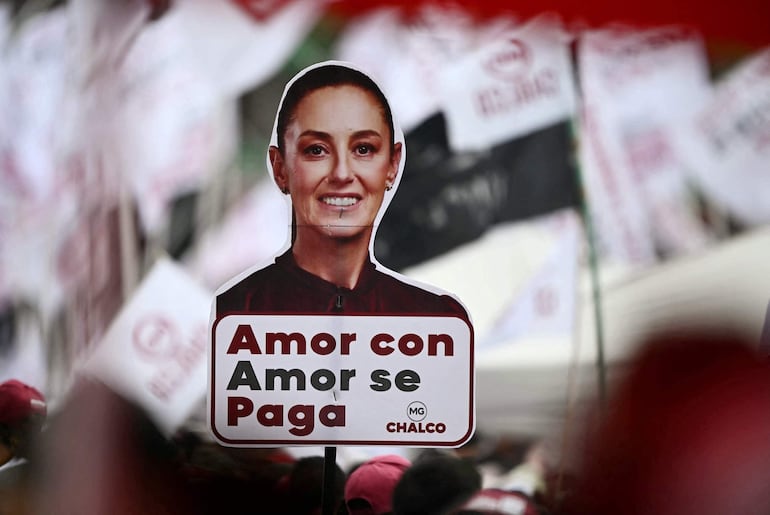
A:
[3,327,770,514]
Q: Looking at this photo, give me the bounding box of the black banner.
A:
[374,113,579,270]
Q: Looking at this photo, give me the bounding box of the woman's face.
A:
[271,84,402,242]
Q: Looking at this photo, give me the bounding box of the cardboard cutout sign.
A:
[209,61,474,447]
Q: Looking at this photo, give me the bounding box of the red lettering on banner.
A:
[228,396,253,425]
[227,400,347,436]
[148,325,207,401]
[370,333,454,357]
[228,324,261,354]
[475,69,559,117]
[227,327,357,355]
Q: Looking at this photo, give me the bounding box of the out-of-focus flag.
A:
[0,7,80,315]
[178,0,324,100]
[482,210,581,348]
[675,48,770,226]
[439,15,577,152]
[333,5,479,132]
[79,257,210,436]
[577,26,714,267]
[185,179,289,290]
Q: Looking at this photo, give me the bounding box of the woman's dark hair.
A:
[275,64,396,156]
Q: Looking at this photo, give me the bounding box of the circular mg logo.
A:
[407,401,427,422]
[484,38,531,82]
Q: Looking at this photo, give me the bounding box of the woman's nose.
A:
[329,155,354,183]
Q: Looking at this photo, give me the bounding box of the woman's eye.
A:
[304,145,326,156]
[355,144,374,156]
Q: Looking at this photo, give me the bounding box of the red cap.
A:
[0,379,47,428]
[345,454,411,515]
[455,489,540,515]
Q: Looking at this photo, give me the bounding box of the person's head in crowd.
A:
[269,62,403,272]
[0,379,46,466]
[345,454,411,515]
[453,488,540,515]
[564,328,770,515]
[284,455,346,515]
[392,452,482,515]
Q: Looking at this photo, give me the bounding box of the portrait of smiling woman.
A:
[216,62,469,321]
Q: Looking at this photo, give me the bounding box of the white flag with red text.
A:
[676,48,770,225]
[79,258,211,435]
[577,26,714,267]
[438,15,577,152]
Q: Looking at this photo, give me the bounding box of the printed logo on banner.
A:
[230,0,292,21]
[132,315,180,361]
[439,16,576,152]
[483,39,532,82]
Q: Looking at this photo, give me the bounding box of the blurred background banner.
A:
[79,257,210,436]
[438,15,576,152]
[1,0,769,450]
[576,26,715,267]
[675,48,770,226]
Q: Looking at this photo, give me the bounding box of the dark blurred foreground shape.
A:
[562,327,770,515]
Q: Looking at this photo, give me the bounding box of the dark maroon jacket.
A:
[216,250,468,322]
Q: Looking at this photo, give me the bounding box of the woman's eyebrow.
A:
[297,129,332,141]
[349,130,382,140]
[297,129,383,141]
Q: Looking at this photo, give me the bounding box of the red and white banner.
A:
[676,48,770,225]
[210,315,474,446]
[439,15,577,152]
[577,26,713,266]
[80,258,211,435]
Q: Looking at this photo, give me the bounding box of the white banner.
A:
[334,6,479,132]
[80,258,211,435]
[210,314,474,447]
[439,15,577,152]
[175,0,324,100]
[482,209,581,348]
[186,179,288,290]
[577,27,713,266]
[677,48,770,225]
[0,8,80,312]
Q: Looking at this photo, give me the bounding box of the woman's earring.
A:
[385,182,393,191]
[281,187,289,195]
